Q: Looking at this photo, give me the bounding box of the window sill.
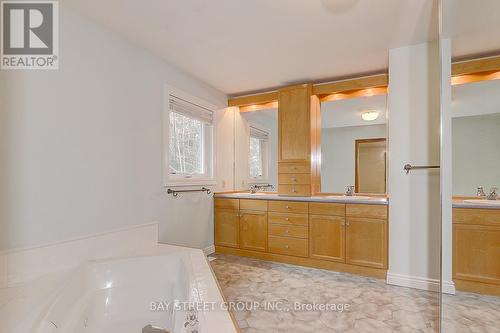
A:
[165,179,217,188]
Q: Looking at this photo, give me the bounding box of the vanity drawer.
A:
[278,162,311,174]
[215,198,239,210]
[278,173,311,185]
[268,212,308,226]
[269,201,308,214]
[309,202,345,217]
[278,184,311,196]
[269,224,308,239]
[453,208,500,226]
[346,204,387,219]
[240,199,268,211]
[268,236,308,257]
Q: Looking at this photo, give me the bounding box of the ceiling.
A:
[442,0,500,60]
[64,0,438,95]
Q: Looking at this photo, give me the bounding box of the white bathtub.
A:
[26,250,236,333]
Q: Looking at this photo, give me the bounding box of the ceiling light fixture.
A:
[361,110,379,121]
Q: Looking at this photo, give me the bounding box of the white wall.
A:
[321,124,386,193]
[387,41,442,291]
[0,5,227,251]
[452,114,500,195]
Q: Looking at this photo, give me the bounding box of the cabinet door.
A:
[346,217,387,269]
[309,215,345,262]
[214,209,239,248]
[278,84,312,162]
[240,210,267,252]
[453,224,500,285]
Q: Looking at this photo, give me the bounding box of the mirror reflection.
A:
[452,79,500,196]
[320,94,387,194]
[234,108,278,191]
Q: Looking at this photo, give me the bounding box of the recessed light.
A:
[361,111,379,121]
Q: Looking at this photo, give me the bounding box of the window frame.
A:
[248,123,270,184]
[163,86,217,187]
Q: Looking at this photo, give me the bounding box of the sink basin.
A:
[325,195,371,200]
[463,199,500,205]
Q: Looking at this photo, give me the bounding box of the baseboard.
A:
[203,245,215,256]
[387,272,455,294]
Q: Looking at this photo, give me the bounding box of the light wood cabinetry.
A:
[309,215,345,262]
[345,217,388,269]
[345,204,388,269]
[277,84,320,196]
[268,235,309,257]
[269,201,308,214]
[215,197,389,279]
[278,84,312,162]
[240,210,267,252]
[215,209,240,248]
[453,208,500,296]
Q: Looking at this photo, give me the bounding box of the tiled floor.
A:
[210,254,440,333]
[442,292,500,332]
[210,254,500,333]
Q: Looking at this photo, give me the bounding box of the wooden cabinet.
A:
[215,209,240,248]
[278,84,312,162]
[453,208,500,295]
[345,217,388,269]
[268,235,309,257]
[309,215,345,262]
[215,198,267,250]
[277,84,319,196]
[215,197,388,278]
[345,204,388,269]
[240,210,268,252]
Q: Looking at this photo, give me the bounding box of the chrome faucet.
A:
[487,187,498,200]
[345,185,355,196]
[250,183,274,193]
[477,186,486,197]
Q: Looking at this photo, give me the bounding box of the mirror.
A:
[452,79,500,196]
[320,93,387,194]
[234,107,278,191]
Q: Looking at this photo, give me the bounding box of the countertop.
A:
[214,192,388,205]
[452,199,500,210]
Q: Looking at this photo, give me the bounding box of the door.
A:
[355,138,387,193]
[239,210,267,252]
[346,217,387,269]
[309,215,345,262]
[214,209,240,248]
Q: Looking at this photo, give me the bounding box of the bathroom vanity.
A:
[217,76,390,279]
[452,200,500,296]
[214,194,388,279]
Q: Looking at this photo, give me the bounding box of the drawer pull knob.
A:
[291,178,297,181]
[285,205,290,209]
[285,217,289,221]
[285,245,289,249]
[292,188,297,193]
[285,229,289,234]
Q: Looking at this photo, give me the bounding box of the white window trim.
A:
[248,122,270,184]
[163,85,218,187]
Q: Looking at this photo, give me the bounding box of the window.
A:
[249,125,269,180]
[166,92,214,185]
